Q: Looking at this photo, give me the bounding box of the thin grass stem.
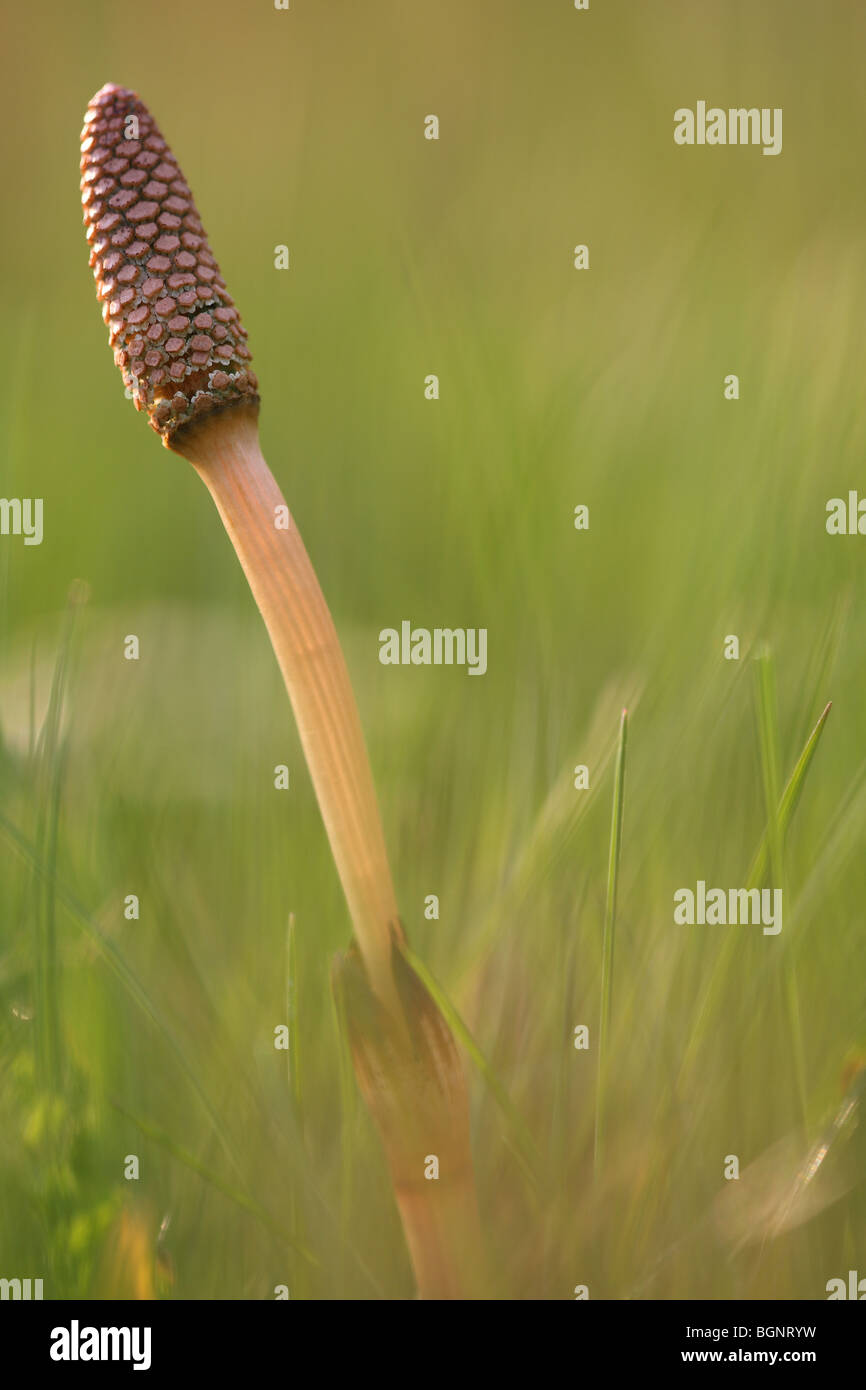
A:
[594,707,628,1178]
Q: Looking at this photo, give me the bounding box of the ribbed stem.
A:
[176,405,401,1014]
[177,404,484,1297]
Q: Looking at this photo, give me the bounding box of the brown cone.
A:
[80,83,259,447]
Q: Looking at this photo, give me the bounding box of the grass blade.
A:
[32,582,87,1091]
[330,952,359,1289]
[594,707,628,1178]
[286,913,301,1120]
[745,699,833,891]
[753,647,783,892]
[678,688,832,1095]
[402,945,543,1193]
[0,809,246,1185]
[111,1101,319,1267]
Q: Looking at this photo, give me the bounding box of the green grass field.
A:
[1,0,865,1299]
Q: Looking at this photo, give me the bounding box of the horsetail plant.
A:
[79,83,483,1298]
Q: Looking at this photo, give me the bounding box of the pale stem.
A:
[176,406,401,1015]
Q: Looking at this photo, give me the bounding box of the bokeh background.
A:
[1,0,865,1298]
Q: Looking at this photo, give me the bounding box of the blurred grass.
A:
[2,0,866,1298]
[595,706,627,1178]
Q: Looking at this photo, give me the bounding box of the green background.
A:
[1,0,865,1298]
